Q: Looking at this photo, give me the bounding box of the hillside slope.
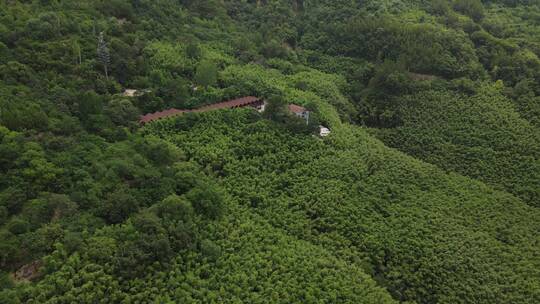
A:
[0,0,539,303]
[145,110,540,303]
[372,83,540,207]
[19,202,395,303]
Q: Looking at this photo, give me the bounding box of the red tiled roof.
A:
[139,96,262,124]
[288,104,307,114]
[198,96,261,111]
[139,108,189,124]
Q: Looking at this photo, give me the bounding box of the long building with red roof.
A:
[139,96,310,125]
[139,108,189,124]
[139,96,264,124]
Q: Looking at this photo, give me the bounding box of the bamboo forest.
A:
[0,0,539,303]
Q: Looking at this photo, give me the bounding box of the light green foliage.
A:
[28,253,125,303]
[146,42,234,75]
[17,144,63,193]
[220,64,347,125]
[145,42,195,75]
[373,83,540,207]
[145,110,540,304]
[0,0,539,303]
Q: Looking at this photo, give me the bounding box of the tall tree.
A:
[97,32,110,80]
[73,40,81,65]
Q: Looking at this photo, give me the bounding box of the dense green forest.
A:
[0,0,539,303]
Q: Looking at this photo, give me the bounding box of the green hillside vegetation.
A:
[18,199,395,303]
[144,110,540,303]
[372,82,540,207]
[0,0,539,303]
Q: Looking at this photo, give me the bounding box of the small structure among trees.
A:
[288,104,309,122]
[123,89,139,97]
[319,126,331,137]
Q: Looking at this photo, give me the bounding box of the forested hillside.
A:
[0,0,539,303]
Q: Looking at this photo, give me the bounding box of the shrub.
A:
[186,184,224,219]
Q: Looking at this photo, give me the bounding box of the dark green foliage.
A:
[186,42,202,60]
[262,39,290,59]
[186,183,224,220]
[262,95,288,122]
[0,271,13,290]
[453,0,485,21]
[430,0,452,15]
[194,60,218,88]
[97,0,134,19]
[20,194,76,229]
[0,0,539,303]
[99,185,139,224]
[199,239,221,260]
[0,230,21,268]
[105,98,140,126]
[6,218,29,235]
[158,77,191,108]
[135,135,183,166]
[152,194,194,223]
[0,206,7,225]
[0,100,48,132]
[361,60,413,127]
[301,14,482,79]
[78,92,104,121]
